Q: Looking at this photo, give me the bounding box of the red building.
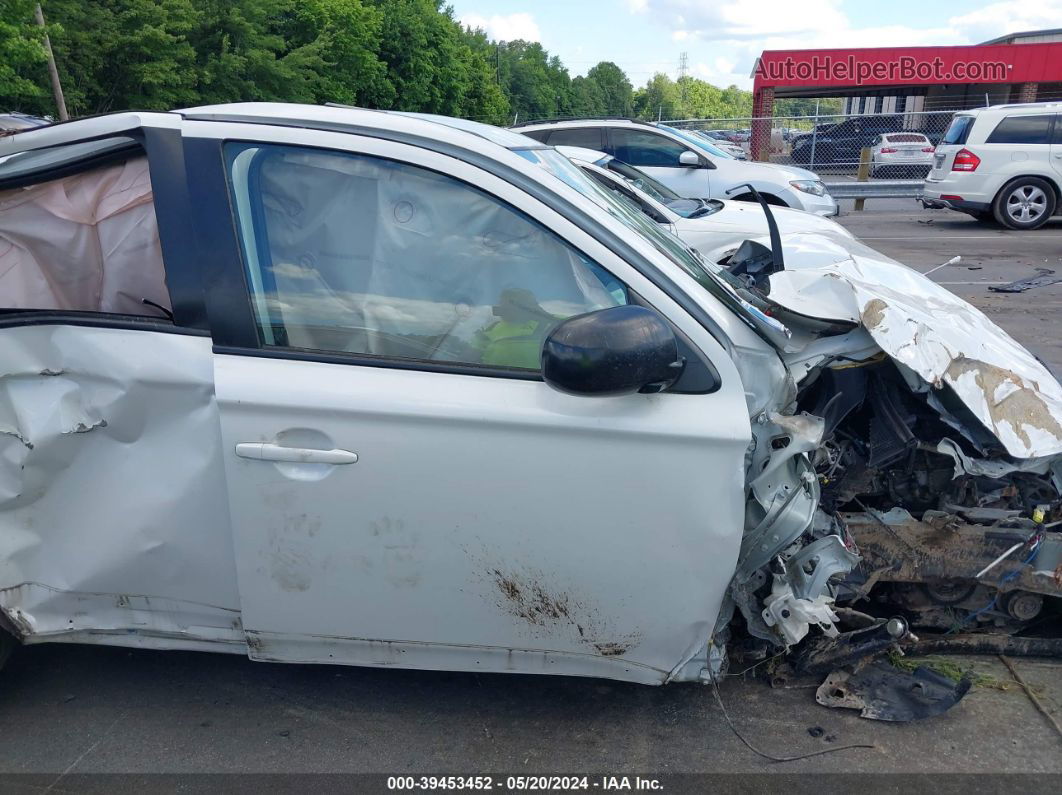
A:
[749,29,1062,160]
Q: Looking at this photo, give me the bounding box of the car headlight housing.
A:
[790,179,827,197]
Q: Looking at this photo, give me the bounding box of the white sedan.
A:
[870,132,935,177]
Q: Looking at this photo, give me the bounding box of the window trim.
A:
[0,309,207,336]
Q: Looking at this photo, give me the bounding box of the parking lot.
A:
[1,200,1061,790]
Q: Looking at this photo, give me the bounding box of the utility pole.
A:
[34,3,68,121]
[678,51,688,116]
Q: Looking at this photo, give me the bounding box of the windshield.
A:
[606,160,678,201]
[605,159,722,220]
[659,125,735,160]
[514,148,761,326]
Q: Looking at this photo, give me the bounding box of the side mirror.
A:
[542,305,685,397]
[678,150,703,168]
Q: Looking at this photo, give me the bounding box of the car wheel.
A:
[993,177,1057,230]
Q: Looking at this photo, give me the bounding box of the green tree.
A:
[585,61,631,116]
[188,0,332,105]
[496,40,573,122]
[569,74,606,117]
[35,0,200,115]
[373,0,506,120]
[633,73,681,120]
[456,24,509,122]
[0,0,48,110]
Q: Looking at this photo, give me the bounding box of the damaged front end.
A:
[711,228,1062,697]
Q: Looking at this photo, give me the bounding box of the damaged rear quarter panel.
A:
[0,324,242,645]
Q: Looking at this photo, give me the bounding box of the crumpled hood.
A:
[759,231,1062,459]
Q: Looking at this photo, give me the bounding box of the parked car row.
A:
[514,118,838,216]
[691,129,748,159]
[1,103,1060,689]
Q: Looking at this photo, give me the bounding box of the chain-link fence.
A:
[668,109,961,176]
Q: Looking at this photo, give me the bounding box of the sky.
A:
[451,0,1062,90]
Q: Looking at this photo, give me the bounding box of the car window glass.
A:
[606,160,678,201]
[986,114,1053,145]
[941,116,974,145]
[546,128,604,149]
[225,143,628,372]
[1055,115,1062,144]
[609,129,688,167]
[659,126,733,160]
[517,129,550,143]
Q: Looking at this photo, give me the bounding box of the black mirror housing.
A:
[542,306,685,397]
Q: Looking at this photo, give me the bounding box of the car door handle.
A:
[235,442,358,465]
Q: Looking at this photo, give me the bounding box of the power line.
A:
[678,52,688,111]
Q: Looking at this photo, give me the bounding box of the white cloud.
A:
[460,12,541,43]
[694,58,747,88]
[627,0,649,13]
[948,0,1062,42]
[632,0,849,41]
[632,0,1062,89]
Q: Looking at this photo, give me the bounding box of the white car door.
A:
[609,128,714,200]
[193,123,752,685]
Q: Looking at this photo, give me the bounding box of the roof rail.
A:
[510,116,652,128]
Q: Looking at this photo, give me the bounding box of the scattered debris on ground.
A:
[989,268,1062,293]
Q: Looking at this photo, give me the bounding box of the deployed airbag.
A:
[0,157,170,316]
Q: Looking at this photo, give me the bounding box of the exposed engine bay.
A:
[711,226,1062,704]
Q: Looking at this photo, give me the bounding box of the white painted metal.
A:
[0,326,243,649]
[200,122,754,683]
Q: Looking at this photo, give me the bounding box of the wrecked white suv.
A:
[1,105,1060,686]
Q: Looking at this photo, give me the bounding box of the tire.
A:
[992,177,1057,230]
